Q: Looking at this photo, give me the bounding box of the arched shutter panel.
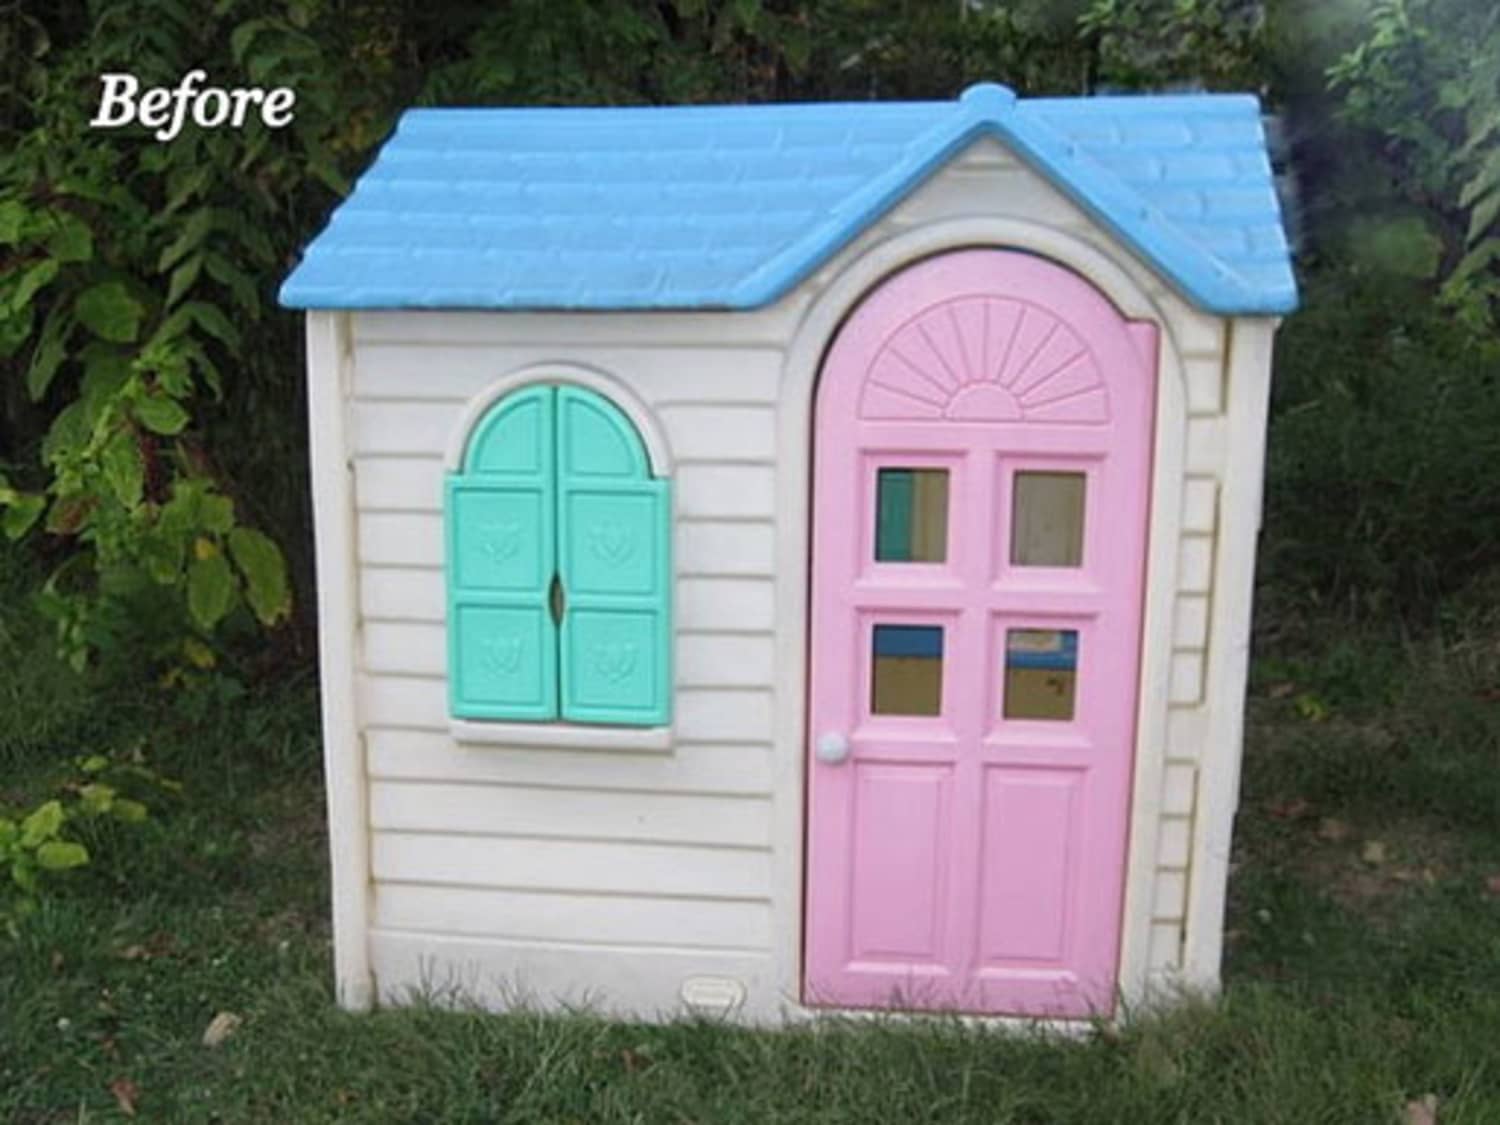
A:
[556,386,672,726]
[445,385,558,720]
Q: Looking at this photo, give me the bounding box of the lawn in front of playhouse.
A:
[2,551,1498,1121]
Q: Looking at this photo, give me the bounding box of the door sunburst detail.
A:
[860,297,1111,424]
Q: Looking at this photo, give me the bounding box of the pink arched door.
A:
[804,249,1157,1018]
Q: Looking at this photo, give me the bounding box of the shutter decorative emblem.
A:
[483,636,525,676]
[480,522,523,563]
[587,522,636,566]
[591,642,639,684]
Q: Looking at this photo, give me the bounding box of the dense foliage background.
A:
[1,0,1497,678]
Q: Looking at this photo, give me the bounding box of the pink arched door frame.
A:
[804,248,1158,1018]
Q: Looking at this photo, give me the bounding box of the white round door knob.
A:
[815,731,851,764]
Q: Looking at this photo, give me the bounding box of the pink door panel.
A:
[805,249,1157,1018]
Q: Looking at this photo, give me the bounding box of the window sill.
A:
[449,719,673,753]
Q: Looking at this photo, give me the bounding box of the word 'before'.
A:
[90,71,295,142]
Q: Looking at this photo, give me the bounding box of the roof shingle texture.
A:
[279,83,1297,316]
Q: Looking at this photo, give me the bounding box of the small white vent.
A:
[679,976,747,1015]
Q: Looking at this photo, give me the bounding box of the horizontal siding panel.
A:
[678,633,774,687]
[360,674,773,743]
[366,728,773,794]
[353,346,784,405]
[353,346,505,402]
[363,622,448,676]
[893,164,1086,229]
[656,405,775,462]
[355,456,444,512]
[369,932,776,1012]
[679,577,774,632]
[361,567,445,623]
[677,465,775,520]
[363,623,774,686]
[952,143,1021,170]
[371,832,770,899]
[676,521,774,576]
[357,461,780,522]
[372,883,772,949]
[361,674,449,728]
[351,400,459,457]
[676,688,773,743]
[369,780,770,847]
[636,351,783,404]
[361,513,441,567]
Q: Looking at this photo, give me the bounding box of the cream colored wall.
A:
[309,134,1277,1021]
[342,313,802,1021]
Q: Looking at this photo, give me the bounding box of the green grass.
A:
[2,563,1500,1122]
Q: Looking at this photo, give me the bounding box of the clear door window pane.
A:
[1003,628,1078,720]
[875,469,949,562]
[1011,471,1085,567]
[872,624,944,716]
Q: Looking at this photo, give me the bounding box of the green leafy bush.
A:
[0,3,357,669]
[1262,268,1500,619]
[1326,0,1500,332]
[1,750,179,930]
[1080,0,1267,90]
[0,0,1493,674]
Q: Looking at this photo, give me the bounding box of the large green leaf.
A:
[79,344,131,424]
[166,253,204,309]
[1451,237,1500,283]
[41,400,89,462]
[102,428,144,508]
[0,303,33,359]
[228,526,291,625]
[12,859,38,893]
[1468,190,1500,244]
[0,200,26,244]
[199,493,235,535]
[187,551,235,630]
[1458,147,1500,209]
[181,300,241,349]
[10,260,58,312]
[25,306,71,401]
[19,800,64,847]
[157,207,212,272]
[75,282,144,343]
[47,214,93,263]
[134,394,190,436]
[1,493,45,541]
[140,533,186,584]
[35,841,89,870]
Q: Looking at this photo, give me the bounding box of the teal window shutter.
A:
[555,386,673,726]
[445,383,672,728]
[445,385,559,720]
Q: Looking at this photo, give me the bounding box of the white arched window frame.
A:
[444,367,674,750]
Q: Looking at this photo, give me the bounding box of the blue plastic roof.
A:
[279,83,1298,316]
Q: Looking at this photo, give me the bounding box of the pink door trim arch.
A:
[804,249,1158,1018]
